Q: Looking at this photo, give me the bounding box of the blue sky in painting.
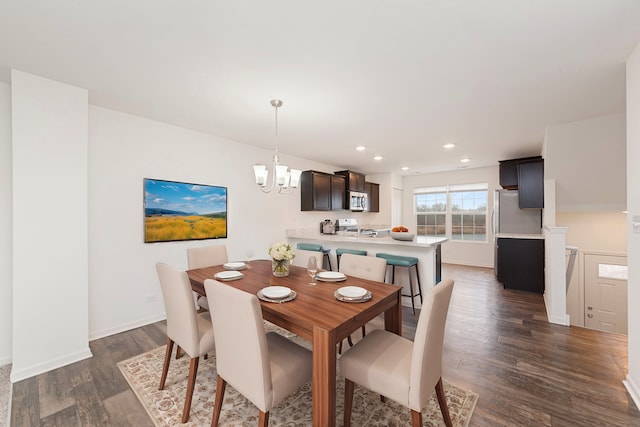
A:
[145,179,227,215]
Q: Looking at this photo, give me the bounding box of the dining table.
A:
[187,259,402,427]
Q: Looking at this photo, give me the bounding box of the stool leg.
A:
[337,254,341,270]
[326,254,333,271]
[391,265,396,284]
[407,267,416,316]
[414,264,423,304]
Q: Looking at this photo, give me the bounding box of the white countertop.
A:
[287,229,448,248]
[496,233,545,240]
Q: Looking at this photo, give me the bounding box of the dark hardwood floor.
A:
[10,264,640,426]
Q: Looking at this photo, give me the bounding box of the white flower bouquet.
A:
[268,242,295,261]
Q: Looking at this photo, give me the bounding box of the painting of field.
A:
[144,178,227,242]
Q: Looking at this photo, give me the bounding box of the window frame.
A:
[414,183,488,243]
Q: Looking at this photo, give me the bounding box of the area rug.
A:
[0,364,10,427]
[118,333,478,426]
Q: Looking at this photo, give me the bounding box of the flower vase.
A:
[272,259,290,277]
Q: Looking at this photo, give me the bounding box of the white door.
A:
[584,253,628,334]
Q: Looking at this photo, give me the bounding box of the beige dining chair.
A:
[338,253,388,352]
[204,279,312,427]
[155,262,216,423]
[186,244,229,310]
[340,279,455,427]
[291,248,321,268]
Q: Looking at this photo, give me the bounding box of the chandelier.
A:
[253,99,302,194]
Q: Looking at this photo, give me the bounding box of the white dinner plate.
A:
[316,271,347,282]
[337,286,368,299]
[223,262,247,270]
[261,286,292,299]
[214,271,244,281]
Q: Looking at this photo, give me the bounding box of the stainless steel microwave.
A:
[349,191,367,211]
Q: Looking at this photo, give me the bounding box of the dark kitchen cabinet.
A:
[331,174,346,210]
[301,170,347,211]
[335,170,365,192]
[496,237,545,294]
[365,182,380,212]
[499,159,519,190]
[499,156,544,209]
[301,171,332,211]
[518,159,544,209]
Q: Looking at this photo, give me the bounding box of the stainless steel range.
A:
[335,218,359,235]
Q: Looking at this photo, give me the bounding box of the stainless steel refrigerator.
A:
[493,189,542,275]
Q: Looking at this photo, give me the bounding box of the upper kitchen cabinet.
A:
[365,182,380,212]
[518,159,544,209]
[331,174,347,210]
[300,170,347,211]
[499,156,544,209]
[334,170,366,192]
[301,170,332,211]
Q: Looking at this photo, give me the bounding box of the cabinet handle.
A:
[587,314,594,318]
[587,306,593,310]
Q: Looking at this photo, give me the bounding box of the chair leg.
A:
[435,377,453,427]
[344,379,354,427]
[411,409,423,427]
[211,375,227,427]
[361,325,366,338]
[182,357,200,423]
[258,411,270,427]
[158,338,174,390]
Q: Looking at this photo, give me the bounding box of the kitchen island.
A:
[287,229,448,310]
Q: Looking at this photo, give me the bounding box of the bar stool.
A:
[376,253,423,315]
[296,243,333,271]
[335,248,367,270]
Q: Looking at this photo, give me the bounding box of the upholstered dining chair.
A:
[204,279,312,427]
[340,279,455,427]
[338,253,388,352]
[186,244,229,310]
[155,262,216,423]
[291,248,321,268]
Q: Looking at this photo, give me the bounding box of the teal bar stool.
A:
[335,248,367,270]
[296,243,333,271]
[376,253,423,315]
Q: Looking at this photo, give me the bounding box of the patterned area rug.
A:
[0,364,10,427]
[118,329,478,427]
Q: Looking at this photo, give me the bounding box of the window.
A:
[414,183,488,242]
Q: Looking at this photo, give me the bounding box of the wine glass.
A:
[245,248,254,268]
[307,256,318,286]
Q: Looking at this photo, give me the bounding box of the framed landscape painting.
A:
[144,178,227,243]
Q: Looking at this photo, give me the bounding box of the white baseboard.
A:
[9,348,92,383]
[624,374,640,411]
[544,293,571,326]
[0,356,11,367]
[89,313,166,342]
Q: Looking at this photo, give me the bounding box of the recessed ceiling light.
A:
[460,157,471,163]
[374,155,383,161]
[443,143,456,149]
[356,146,366,151]
[401,166,409,171]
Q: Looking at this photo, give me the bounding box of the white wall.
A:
[0,82,12,366]
[87,106,345,339]
[11,71,91,381]
[625,41,640,410]
[544,114,626,212]
[402,165,500,268]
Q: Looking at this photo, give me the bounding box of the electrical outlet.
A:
[144,294,158,303]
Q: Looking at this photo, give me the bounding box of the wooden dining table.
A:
[187,259,402,427]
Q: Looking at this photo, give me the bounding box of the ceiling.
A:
[1,1,639,175]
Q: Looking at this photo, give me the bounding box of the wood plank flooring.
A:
[10,264,640,426]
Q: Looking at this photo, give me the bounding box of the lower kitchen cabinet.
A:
[497,237,545,293]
